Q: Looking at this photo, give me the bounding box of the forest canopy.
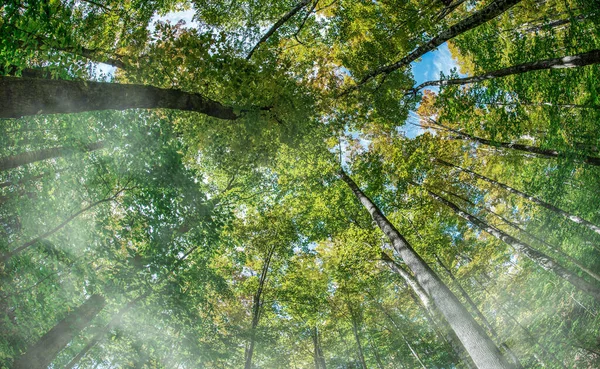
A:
[1,0,600,368]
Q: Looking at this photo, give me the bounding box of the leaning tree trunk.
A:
[0,141,105,172]
[434,255,523,368]
[64,293,147,369]
[349,310,368,369]
[440,187,600,283]
[244,244,276,369]
[312,327,327,369]
[381,254,477,369]
[425,188,600,301]
[346,0,523,92]
[246,0,311,59]
[12,294,106,369]
[412,49,600,92]
[0,76,238,120]
[339,170,514,369]
[435,158,600,235]
[428,120,600,167]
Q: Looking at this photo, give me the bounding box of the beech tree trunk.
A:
[312,327,327,369]
[0,141,105,172]
[428,119,600,166]
[381,254,477,369]
[434,255,523,369]
[349,310,368,369]
[244,244,276,369]
[426,188,600,301]
[0,76,238,120]
[246,0,311,59]
[339,170,514,369]
[440,188,600,283]
[12,294,106,369]
[436,158,600,235]
[349,0,523,92]
[412,49,600,92]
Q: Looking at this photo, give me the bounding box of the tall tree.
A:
[339,169,515,369]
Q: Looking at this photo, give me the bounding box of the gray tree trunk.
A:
[426,188,600,301]
[340,170,514,369]
[412,49,600,92]
[348,0,523,92]
[436,158,600,235]
[12,294,106,369]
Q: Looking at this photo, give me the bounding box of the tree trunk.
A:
[425,188,600,301]
[0,76,238,120]
[436,158,600,235]
[428,119,600,166]
[244,244,276,369]
[64,293,147,369]
[440,188,600,283]
[412,49,600,92]
[349,311,368,369]
[311,327,327,369]
[381,254,477,369]
[348,0,523,92]
[246,0,311,59]
[433,255,523,369]
[339,169,514,369]
[12,294,106,369]
[0,141,105,172]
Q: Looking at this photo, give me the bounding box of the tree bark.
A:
[339,169,514,369]
[244,244,276,369]
[412,49,600,92]
[436,158,600,235]
[440,188,600,283]
[0,141,105,172]
[246,0,311,60]
[425,188,600,301]
[381,254,477,369]
[64,293,147,369]
[12,294,106,369]
[428,119,600,166]
[433,255,523,369]
[311,327,327,369]
[346,0,523,93]
[349,309,368,369]
[0,77,238,120]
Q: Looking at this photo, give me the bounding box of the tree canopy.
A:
[1,0,600,368]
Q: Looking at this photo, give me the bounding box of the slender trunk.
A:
[349,311,368,369]
[0,77,238,120]
[425,188,600,301]
[367,334,385,369]
[246,0,311,59]
[412,49,600,92]
[0,141,104,172]
[12,294,106,369]
[436,158,600,235]
[441,188,600,283]
[347,0,522,92]
[381,254,477,369]
[436,0,468,21]
[433,255,523,368]
[339,169,514,369]
[64,293,147,369]
[1,189,125,263]
[473,275,566,368]
[429,119,600,166]
[311,327,327,369]
[244,244,276,369]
